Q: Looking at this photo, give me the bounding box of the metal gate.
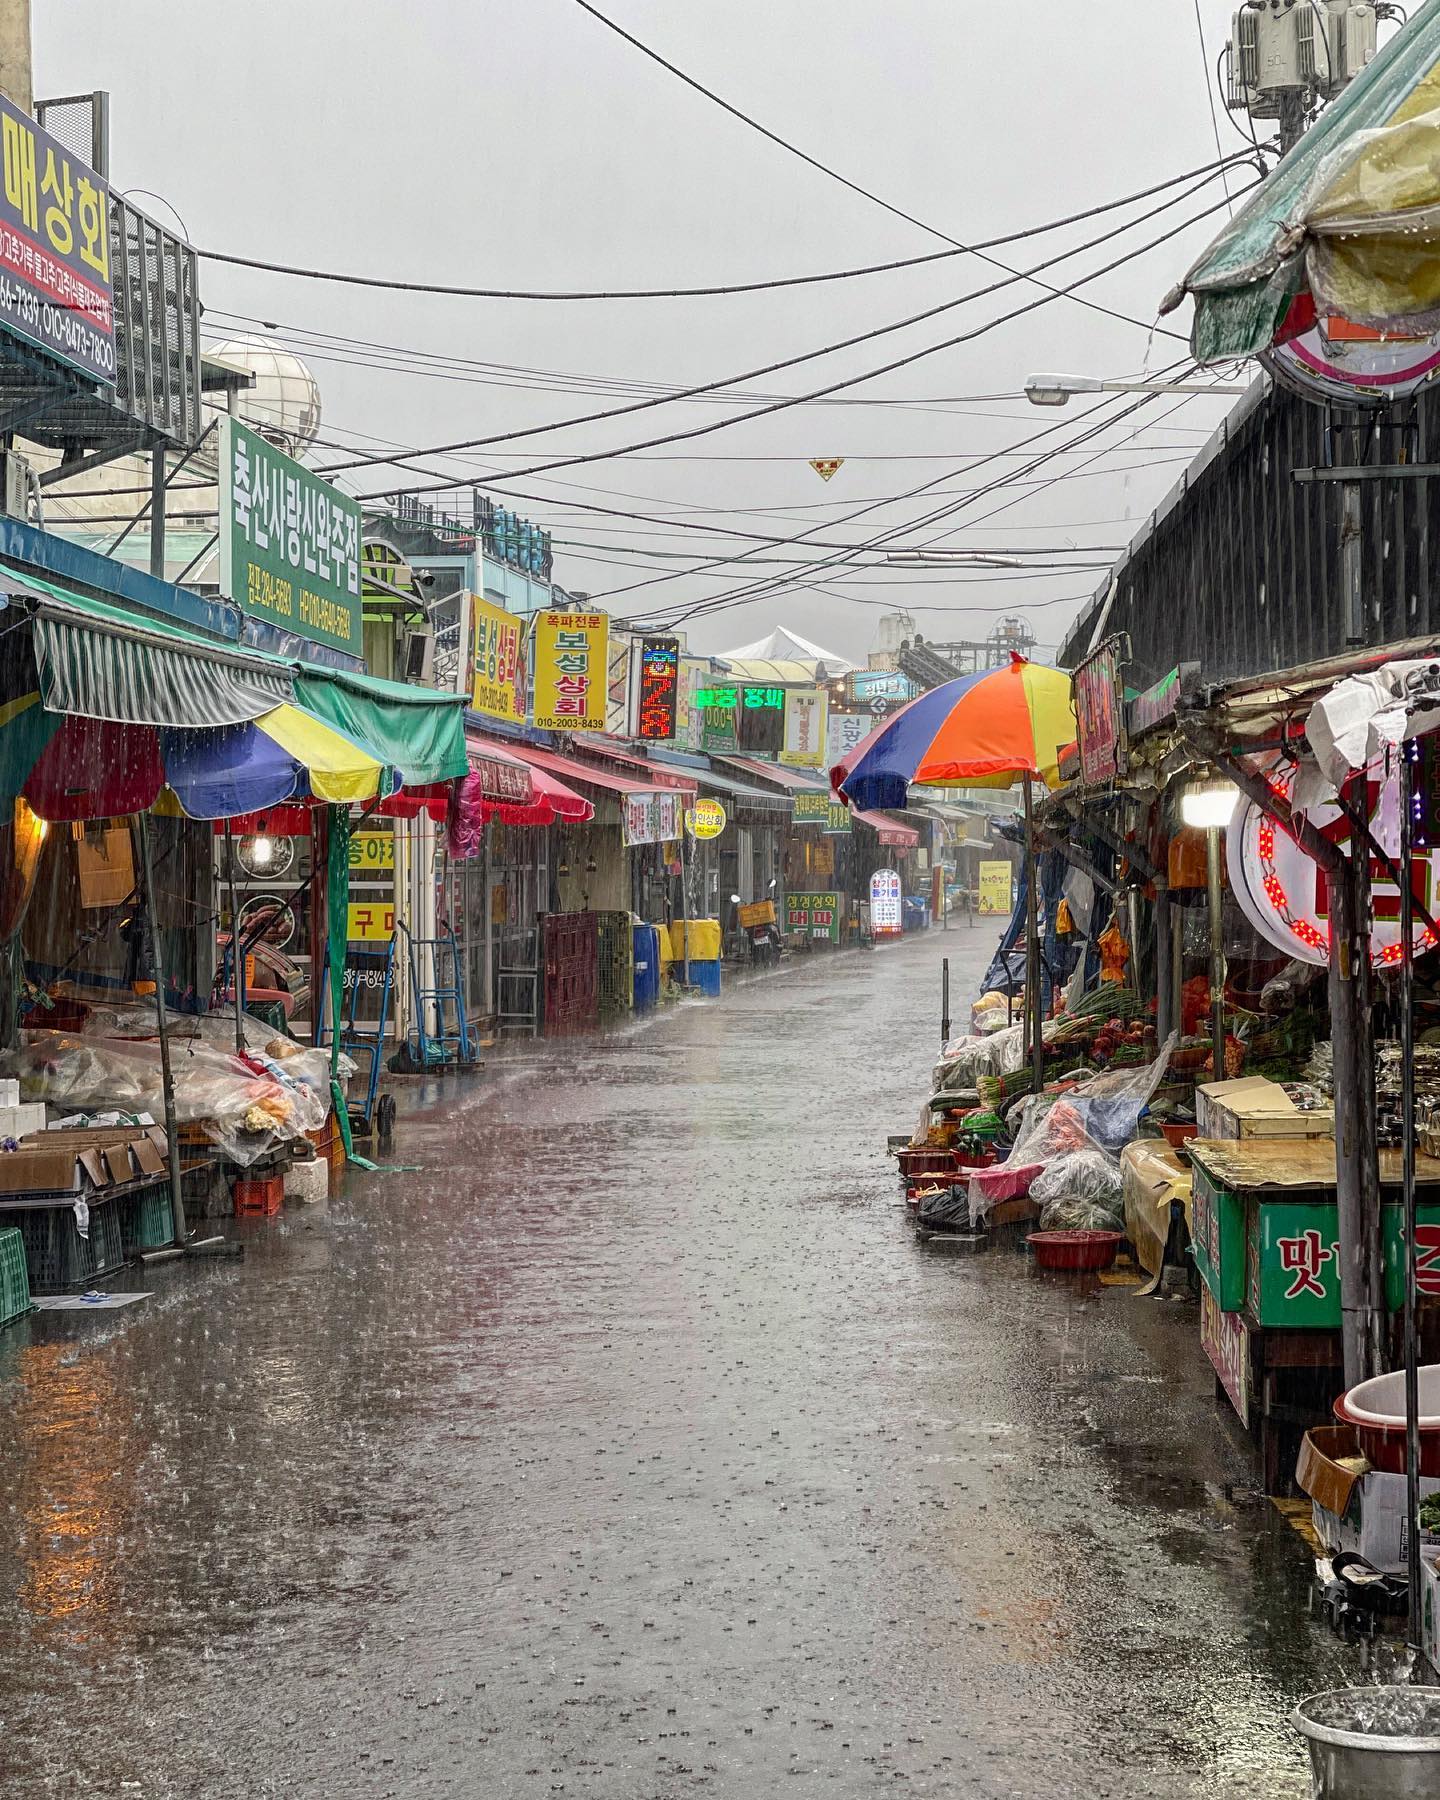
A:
[542,912,599,1036]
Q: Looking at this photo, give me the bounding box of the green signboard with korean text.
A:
[786,890,840,943]
[793,792,831,826]
[218,415,364,660]
[1193,1171,1440,1327]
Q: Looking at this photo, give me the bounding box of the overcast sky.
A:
[35,1,1271,664]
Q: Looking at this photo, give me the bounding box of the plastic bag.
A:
[917,1185,971,1231]
[3,1028,348,1167]
[968,1037,1175,1227]
[1032,1151,1126,1232]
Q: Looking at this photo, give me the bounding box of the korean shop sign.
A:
[1074,637,1127,785]
[786,890,839,942]
[621,790,682,847]
[218,416,363,659]
[470,593,527,724]
[347,899,396,943]
[0,94,114,384]
[348,831,395,872]
[695,683,739,753]
[686,797,727,840]
[793,792,832,827]
[533,610,609,731]
[780,686,828,769]
[636,636,680,741]
[737,684,785,756]
[1244,1197,1440,1328]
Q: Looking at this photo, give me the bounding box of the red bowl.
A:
[1026,1229,1123,1272]
[1159,1122,1198,1150]
[1332,1365,1440,1476]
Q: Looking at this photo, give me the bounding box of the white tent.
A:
[719,627,855,680]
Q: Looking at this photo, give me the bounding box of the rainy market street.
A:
[0,933,1352,1800]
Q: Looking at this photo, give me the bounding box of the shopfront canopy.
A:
[853,809,920,848]
[510,741,676,808]
[293,667,467,789]
[16,579,294,726]
[1170,0,1440,361]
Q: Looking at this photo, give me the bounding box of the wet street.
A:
[0,931,1352,1799]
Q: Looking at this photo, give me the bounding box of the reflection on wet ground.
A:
[0,932,1352,1797]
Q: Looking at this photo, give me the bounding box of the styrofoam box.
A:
[0,1079,18,1107]
[0,1104,46,1140]
[1310,1468,1439,1574]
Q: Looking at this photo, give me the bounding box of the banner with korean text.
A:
[0,93,114,383]
[218,416,363,659]
[621,790,682,847]
[469,594,527,723]
[533,609,609,731]
[780,686,828,768]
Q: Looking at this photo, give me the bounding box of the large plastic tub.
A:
[1292,1687,1440,1799]
[687,959,722,998]
[1333,1364,1440,1477]
[633,925,661,1012]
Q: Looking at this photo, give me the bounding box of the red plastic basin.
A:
[1332,1364,1440,1476]
[1026,1229,1123,1272]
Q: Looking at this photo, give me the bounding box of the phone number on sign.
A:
[0,275,115,375]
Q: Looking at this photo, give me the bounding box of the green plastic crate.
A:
[0,1225,33,1328]
[118,1186,175,1253]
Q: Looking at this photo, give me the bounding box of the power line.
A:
[318,166,1244,483]
[569,0,1223,341]
[194,147,1261,304]
[350,188,1247,501]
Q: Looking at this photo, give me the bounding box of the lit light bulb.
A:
[250,835,274,869]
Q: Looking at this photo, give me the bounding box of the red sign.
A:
[636,636,680,741]
[1074,638,1126,786]
[1278,1227,1336,1300]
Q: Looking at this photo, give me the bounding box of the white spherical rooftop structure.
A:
[205,336,323,459]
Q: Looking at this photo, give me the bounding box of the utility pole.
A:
[0,0,31,115]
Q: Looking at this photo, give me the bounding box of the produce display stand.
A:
[1189,1138,1440,1490]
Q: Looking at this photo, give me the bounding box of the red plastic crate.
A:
[233,1173,284,1217]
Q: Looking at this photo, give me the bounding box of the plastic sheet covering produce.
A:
[1121,1142,1193,1278]
[1031,1149,1126,1233]
[3,1026,351,1166]
[968,1037,1174,1227]
[934,1023,1027,1093]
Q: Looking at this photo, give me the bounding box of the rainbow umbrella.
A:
[831,656,1075,810]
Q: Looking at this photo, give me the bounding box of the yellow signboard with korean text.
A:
[348,831,395,873]
[780,686,829,768]
[347,900,396,943]
[978,861,1014,917]
[470,595,527,723]
[532,610,609,732]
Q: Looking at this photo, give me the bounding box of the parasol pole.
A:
[222,821,245,1057]
[1023,773,1044,1096]
[137,813,187,1247]
[1399,741,1422,1654]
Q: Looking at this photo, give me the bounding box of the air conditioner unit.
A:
[401,627,435,684]
[2,449,35,520]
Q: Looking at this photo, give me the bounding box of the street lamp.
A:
[1024,373,1250,407]
[1182,778,1240,1080]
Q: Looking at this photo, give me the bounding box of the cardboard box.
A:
[1196,1076,1334,1141]
[0,1126,168,1198]
[1299,1424,1440,1573]
[73,822,135,909]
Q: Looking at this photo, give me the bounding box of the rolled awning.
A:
[21,584,294,726]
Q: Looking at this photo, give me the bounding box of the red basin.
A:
[1332,1365,1440,1476]
[1026,1229,1123,1272]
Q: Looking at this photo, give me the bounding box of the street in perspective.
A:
[4,2,1440,1796]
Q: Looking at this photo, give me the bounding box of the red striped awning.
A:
[853,808,920,848]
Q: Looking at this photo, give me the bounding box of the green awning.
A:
[1171,0,1440,361]
[10,576,295,727]
[293,667,468,787]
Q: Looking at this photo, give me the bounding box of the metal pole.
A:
[1340,478,1365,646]
[1399,746,1423,1651]
[222,822,244,1057]
[679,816,692,987]
[941,956,950,1047]
[1206,826,1226,1079]
[1023,775,1044,1095]
[1154,876,1174,1046]
[1327,860,1385,1387]
[137,814,187,1246]
[149,448,166,580]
